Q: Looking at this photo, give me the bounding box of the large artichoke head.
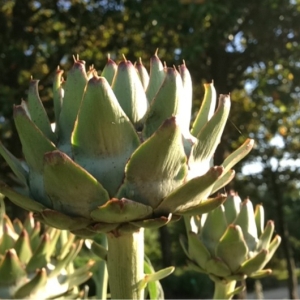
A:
[0,52,254,236]
[181,192,281,283]
[0,196,92,299]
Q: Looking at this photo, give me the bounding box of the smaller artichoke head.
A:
[181,192,281,283]
[0,196,93,299]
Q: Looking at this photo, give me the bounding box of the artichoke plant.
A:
[181,192,281,299]
[0,196,92,299]
[0,51,254,299]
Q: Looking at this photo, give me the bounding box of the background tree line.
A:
[1,0,300,298]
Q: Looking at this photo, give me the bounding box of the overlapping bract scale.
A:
[0,52,254,235]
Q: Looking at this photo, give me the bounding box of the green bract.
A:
[0,196,92,299]
[181,193,281,283]
[0,53,254,236]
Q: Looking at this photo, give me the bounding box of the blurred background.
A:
[1,0,300,298]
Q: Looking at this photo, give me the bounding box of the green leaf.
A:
[223,193,242,224]
[37,208,91,231]
[52,67,64,126]
[27,79,56,142]
[146,50,166,103]
[143,67,183,139]
[144,266,174,283]
[13,105,56,173]
[210,169,235,195]
[118,116,187,209]
[14,230,33,264]
[130,214,181,229]
[136,57,150,90]
[201,205,228,255]
[205,257,232,277]
[177,195,226,216]
[234,199,258,251]
[101,55,117,85]
[255,204,265,238]
[43,150,109,219]
[72,75,140,197]
[26,233,50,272]
[0,141,28,185]
[155,166,223,215]
[238,249,268,275]
[90,240,108,260]
[191,82,217,136]
[0,249,26,285]
[187,231,211,270]
[189,95,230,174]
[142,256,169,300]
[256,220,274,251]
[177,62,192,134]
[57,58,88,152]
[221,139,254,174]
[90,198,153,223]
[266,235,281,262]
[216,224,249,272]
[250,269,272,279]
[14,269,47,299]
[112,58,148,128]
[187,260,207,274]
[0,182,45,213]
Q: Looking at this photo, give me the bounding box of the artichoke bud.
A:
[0,52,254,235]
[0,198,93,299]
[184,194,281,282]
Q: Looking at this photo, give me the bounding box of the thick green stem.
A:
[107,228,144,300]
[213,280,237,299]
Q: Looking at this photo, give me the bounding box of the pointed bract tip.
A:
[41,232,50,242]
[246,138,255,149]
[210,165,224,178]
[229,190,238,196]
[5,248,18,258]
[107,53,111,60]
[122,54,127,62]
[160,115,178,129]
[13,104,27,117]
[155,48,159,56]
[219,94,231,107]
[44,150,67,165]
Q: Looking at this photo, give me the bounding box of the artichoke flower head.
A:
[0,52,254,237]
[182,192,281,283]
[0,196,92,299]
